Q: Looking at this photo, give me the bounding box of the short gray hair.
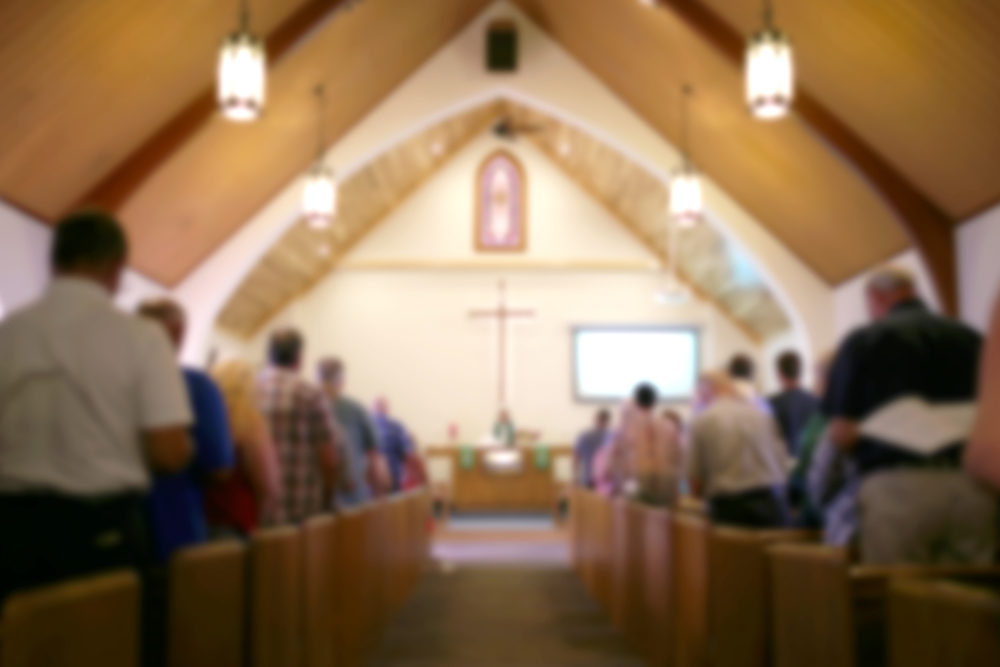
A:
[866,265,916,294]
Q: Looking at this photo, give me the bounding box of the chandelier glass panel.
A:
[217,0,266,122]
[745,0,794,120]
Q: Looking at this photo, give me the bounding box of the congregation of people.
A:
[0,211,424,605]
[576,265,1000,566]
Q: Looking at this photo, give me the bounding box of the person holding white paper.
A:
[823,266,995,565]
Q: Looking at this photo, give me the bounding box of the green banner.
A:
[459,446,476,470]
[534,445,550,470]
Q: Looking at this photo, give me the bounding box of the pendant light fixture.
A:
[217,0,266,122]
[302,85,337,229]
[669,85,702,227]
[746,0,794,120]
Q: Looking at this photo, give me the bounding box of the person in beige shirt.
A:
[688,370,790,527]
[607,383,682,506]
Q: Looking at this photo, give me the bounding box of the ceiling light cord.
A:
[314,84,326,164]
[239,0,250,31]
[762,0,774,27]
[680,84,693,170]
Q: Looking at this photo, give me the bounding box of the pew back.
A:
[642,506,673,667]
[770,542,1000,667]
[708,527,816,667]
[302,515,338,667]
[889,578,1000,667]
[249,526,303,667]
[672,511,709,667]
[169,540,247,667]
[1,570,140,667]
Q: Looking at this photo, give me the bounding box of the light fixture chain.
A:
[239,0,250,31]
[762,0,774,27]
[315,84,326,163]
[680,84,693,168]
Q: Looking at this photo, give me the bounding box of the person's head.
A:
[497,408,511,424]
[211,358,265,442]
[866,265,918,321]
[727,353,756,382]
[268,328,304,370]
[696,370,737,407]
[661,409,683,433]
[595,408,611,430]
[51,210,128,293]
[633,383,658,411]
[137,298,186,351]
[316,357,345,392]
[373,396,390,417]
[775,350,802,388]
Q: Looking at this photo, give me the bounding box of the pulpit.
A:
[425,444,573,512]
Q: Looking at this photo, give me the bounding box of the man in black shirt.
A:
[768,350,820,455]
[823,266,995,564]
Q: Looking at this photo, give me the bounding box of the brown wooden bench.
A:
[642,505,673,667]
[302,515,337,667]
[672,511,710,667]
[1,570,140,667]
[249,525,303,667]
[333,507,367,667]
[707,526,816,667]
[889,578,1000,667]
[168,540,247,667]
[769,543,1000,667]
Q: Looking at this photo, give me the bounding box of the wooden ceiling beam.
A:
[653,0,958,314]
[71,0,355,216]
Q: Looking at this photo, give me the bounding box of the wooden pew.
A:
[672,511,710,667]
[707,526,816,667]
[334,507,367,667]
[889,578,1000,667]
[1,570,140,667]
[592,492,615,609]
[769,543,1000,667]
[303,515,338,667]
[249,525,303,667]
[642,505,673,667]
[622,501,648,651]
[610,498,630,631]
[168,540,247,667]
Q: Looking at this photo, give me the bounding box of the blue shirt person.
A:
[148,369,235,562]
[137,299,235,563]
[372,397,415,493]
[574,409,611,488]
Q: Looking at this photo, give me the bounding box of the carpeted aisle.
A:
[365,565,645,666]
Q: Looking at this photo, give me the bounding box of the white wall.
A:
[0,198,169,319]
[958,201,1000,331]
[241,135,762,445]
[176,0,828,367]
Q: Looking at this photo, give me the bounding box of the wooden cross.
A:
[468,280,536,408]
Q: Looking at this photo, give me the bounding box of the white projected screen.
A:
[573,327,699,401]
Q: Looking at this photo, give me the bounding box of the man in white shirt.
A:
[688,370,790,527]
[0,211,193,601]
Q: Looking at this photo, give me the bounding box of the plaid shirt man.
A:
[256,367,340,524]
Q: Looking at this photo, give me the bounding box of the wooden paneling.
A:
[701,0,1000,220]
[0,0,313,220]
[514,0,910,283]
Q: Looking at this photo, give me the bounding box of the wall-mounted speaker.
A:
[486,20,518,72]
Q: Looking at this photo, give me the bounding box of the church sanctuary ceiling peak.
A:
[218,97,792,344]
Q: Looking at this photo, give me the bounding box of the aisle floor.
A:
[366,522,644,666]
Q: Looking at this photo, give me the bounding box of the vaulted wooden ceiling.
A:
[0,0,997,314]
[219,98,791,341]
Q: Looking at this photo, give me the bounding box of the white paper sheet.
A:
[859,396,977,456]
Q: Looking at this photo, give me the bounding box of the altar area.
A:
[425,444,574,513]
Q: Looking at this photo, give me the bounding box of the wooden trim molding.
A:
[654,0,959,314]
